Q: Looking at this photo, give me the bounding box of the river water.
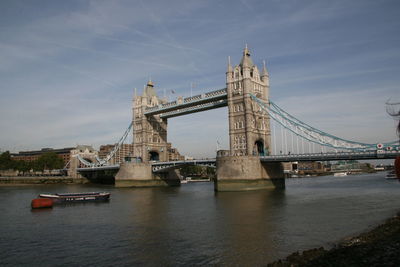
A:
[1,172,399,266]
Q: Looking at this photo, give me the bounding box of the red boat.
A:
[39,192,110,203]
[31,198,53,209]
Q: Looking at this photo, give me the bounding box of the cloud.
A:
[0,0,399,159]
[275,87,399,144]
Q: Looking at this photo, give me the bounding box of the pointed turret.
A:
[239,44,254,68]
[261,60,269,78]
[261,60,270,86]
[142,84,147,97]
[227,56,233,73]
[226,56,234,83]
[143,79,157,98]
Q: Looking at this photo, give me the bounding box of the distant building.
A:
[282,161,327,175]
[297,161,326,175]
[98,144,115,161]
[98,144,134,164]
[331,160,372,172]
[11,145,98,169]
[167,143,185,161]
[11,147,75,166]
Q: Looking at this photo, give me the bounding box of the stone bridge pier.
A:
[115,162,181,187]
[214,151,284,191]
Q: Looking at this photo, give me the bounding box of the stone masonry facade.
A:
[226,46,271,156]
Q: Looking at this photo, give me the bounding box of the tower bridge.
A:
[72,46,400,190]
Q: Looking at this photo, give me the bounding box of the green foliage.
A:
[14,160,32,174]
[1,151,64,174]
[0,151,15,170]
[36,152,64,171]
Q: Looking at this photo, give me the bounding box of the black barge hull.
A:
[39,192,110,203]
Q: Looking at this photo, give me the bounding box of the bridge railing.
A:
[184,94,202,103]
[205,88,228,98]
[145,101,178,113]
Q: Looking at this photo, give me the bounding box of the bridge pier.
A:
[115,162,181,187]
[215,155,285,191]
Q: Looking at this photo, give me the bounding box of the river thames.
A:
[1,172,399,266]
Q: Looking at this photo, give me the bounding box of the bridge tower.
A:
[226,45,271,156]
[116,80,183,187]
[216,46,284,191]
[132,80,169,162]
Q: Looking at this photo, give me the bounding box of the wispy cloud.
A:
[276,86,399,143]
[0,0,399,158]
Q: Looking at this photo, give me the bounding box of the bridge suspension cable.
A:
[76,122,133,167]
[96,121,133,165]
[250,94,398,151]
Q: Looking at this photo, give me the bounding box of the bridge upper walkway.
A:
[144,88,227,118]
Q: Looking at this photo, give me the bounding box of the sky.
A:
[0,0,399,158]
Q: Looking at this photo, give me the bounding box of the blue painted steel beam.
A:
[152,159,216,172]
[77,164,120,171]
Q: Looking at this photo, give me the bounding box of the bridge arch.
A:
[149,151,160,161]
[254,139,265,156]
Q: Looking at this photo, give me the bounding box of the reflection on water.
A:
[215,189,286,265]
[1,173,399,266]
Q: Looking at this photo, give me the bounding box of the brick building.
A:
[11,147,75,166]
[99,144,134,165]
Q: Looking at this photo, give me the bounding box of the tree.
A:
[14,160,32,175]
[0,151,15,170]
[36,152,64,171]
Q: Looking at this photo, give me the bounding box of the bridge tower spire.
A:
[226,46,271,156]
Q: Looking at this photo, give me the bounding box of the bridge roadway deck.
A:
[259,150,400,162]
[77,150,399,172]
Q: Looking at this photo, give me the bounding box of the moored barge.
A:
[39,192,110,203]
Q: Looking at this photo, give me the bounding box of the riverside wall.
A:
[0,176,88,185]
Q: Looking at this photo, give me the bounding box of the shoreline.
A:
[268,211,400,266]
[0,176,88,185]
